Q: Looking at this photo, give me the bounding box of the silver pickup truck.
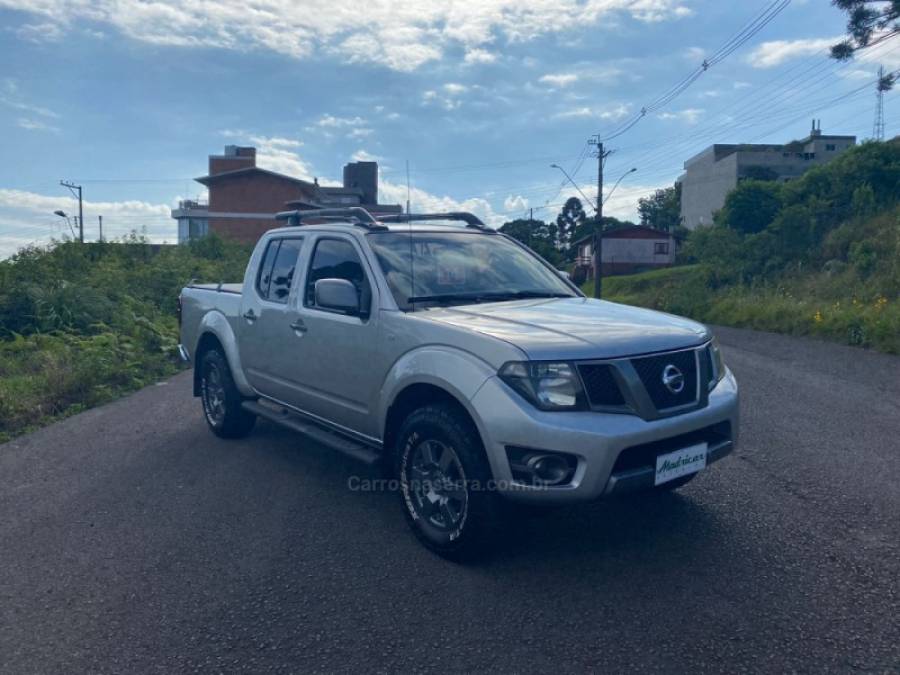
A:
[179,208,739,558]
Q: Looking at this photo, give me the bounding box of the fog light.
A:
[526,454,571,485]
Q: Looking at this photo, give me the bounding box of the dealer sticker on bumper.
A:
[654,443,708,486]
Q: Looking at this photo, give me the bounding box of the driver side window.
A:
[305,238,371,318]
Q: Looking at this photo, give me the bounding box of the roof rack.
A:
[379,212,489,230]
[275,207,386,230]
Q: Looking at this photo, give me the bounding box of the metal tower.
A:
[873,65,886,141]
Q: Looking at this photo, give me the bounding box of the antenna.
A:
[406,159,414,312]
[405,160,411,214]
[874,65,886,141]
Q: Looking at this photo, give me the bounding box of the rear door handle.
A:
[243,309,257,322]
[289,318,307,334]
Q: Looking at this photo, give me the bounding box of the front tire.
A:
[199,348,256,439]
[395,404,499,561]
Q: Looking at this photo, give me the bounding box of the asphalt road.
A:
[1,326,899,673]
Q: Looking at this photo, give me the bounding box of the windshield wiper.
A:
[407,290,573,306]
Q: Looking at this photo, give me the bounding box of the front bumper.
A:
[469,368,739,503]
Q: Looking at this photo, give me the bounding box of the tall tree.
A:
[716,180,783,235]
[831,0,899,91]
[637,183,682,232]
[499,218,561,265]
[555,197,586,250]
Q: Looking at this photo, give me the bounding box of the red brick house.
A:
[573,225,676,277]
[172,146,401,244]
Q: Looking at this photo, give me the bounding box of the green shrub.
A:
[0,234,252,441]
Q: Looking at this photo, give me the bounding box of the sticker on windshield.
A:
[437,266,466,286]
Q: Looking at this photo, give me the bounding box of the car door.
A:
[238,235,305,402]
[287,234,382,438]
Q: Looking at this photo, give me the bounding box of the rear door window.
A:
[268,239,304,303]
[256,240,280,299]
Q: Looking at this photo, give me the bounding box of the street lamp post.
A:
[53,210,75,238]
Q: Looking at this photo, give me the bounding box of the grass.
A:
[583,265,900,354]
[0,235,252,442]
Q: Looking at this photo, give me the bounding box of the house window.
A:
[654,242,669,255]
[826,144,836,151]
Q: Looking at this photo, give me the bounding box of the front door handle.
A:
[289,318,307,334]
[243,309,257,322]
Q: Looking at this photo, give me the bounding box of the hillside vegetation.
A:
[0,235,251,441]
[586,140,900,353]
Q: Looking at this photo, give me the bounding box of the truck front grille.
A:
[631,349,699,411]
[578,363,625,407]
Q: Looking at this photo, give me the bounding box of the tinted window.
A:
[256,240,280,298]
[267,239,303,303]
[305,239,371,316]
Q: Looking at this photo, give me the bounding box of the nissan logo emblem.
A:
[661,364,685,394]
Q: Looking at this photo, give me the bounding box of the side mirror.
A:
[315,278,360,315]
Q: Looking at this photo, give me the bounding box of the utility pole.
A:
[98,215,103,242]
[587,137,611,299]
[873,64,886,141]
[60,180,84,243]
[528,207,533,247]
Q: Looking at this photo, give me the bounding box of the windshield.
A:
[367,231,577,310]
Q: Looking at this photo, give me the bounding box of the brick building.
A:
[172,146,401,243]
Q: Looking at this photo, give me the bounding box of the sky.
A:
[0,0,898,257]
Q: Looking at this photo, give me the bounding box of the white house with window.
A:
[573,225,676,278]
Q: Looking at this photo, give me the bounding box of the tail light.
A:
[177,293,183,328]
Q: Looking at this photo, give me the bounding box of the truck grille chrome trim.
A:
[575,342,711,420]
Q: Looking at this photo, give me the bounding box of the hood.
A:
[420,297,709,360]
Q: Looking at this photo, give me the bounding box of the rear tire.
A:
[199,348,256,439]
[394,403,499,561]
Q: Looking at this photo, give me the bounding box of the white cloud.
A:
[0,188,175,257]
[0,78,59,119]
[2,0,693,71]
[464,48,497,65]
[422,89,463,111]
[347,127,374,139]
[540,73,579,87]
[503,195,529,212]
[443,82,468,95]
[351,149,381,162]
[315,114,366,128]
[17,117,60,133]
[554,103,631,121]
[746,37,839,68]
[657,107,704,124]
[15,21,64,42]
[221,130,314,180]
[683,46,705,61]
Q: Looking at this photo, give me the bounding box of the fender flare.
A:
[194,311,255,397]
[378,346,496,444]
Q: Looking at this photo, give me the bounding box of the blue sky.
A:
[0,0,897,256]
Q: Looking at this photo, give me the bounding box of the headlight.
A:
[709,337,726,386]
[498,361,587,411]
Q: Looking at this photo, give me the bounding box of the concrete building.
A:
[679,121,855,229]
[573,225,676,277]
[172,146,401,243]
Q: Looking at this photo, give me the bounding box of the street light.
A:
[549,164,596,210]
[53,210,75,238]
[604,167,637,205]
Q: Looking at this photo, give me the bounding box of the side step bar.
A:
[241,400,382,467]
